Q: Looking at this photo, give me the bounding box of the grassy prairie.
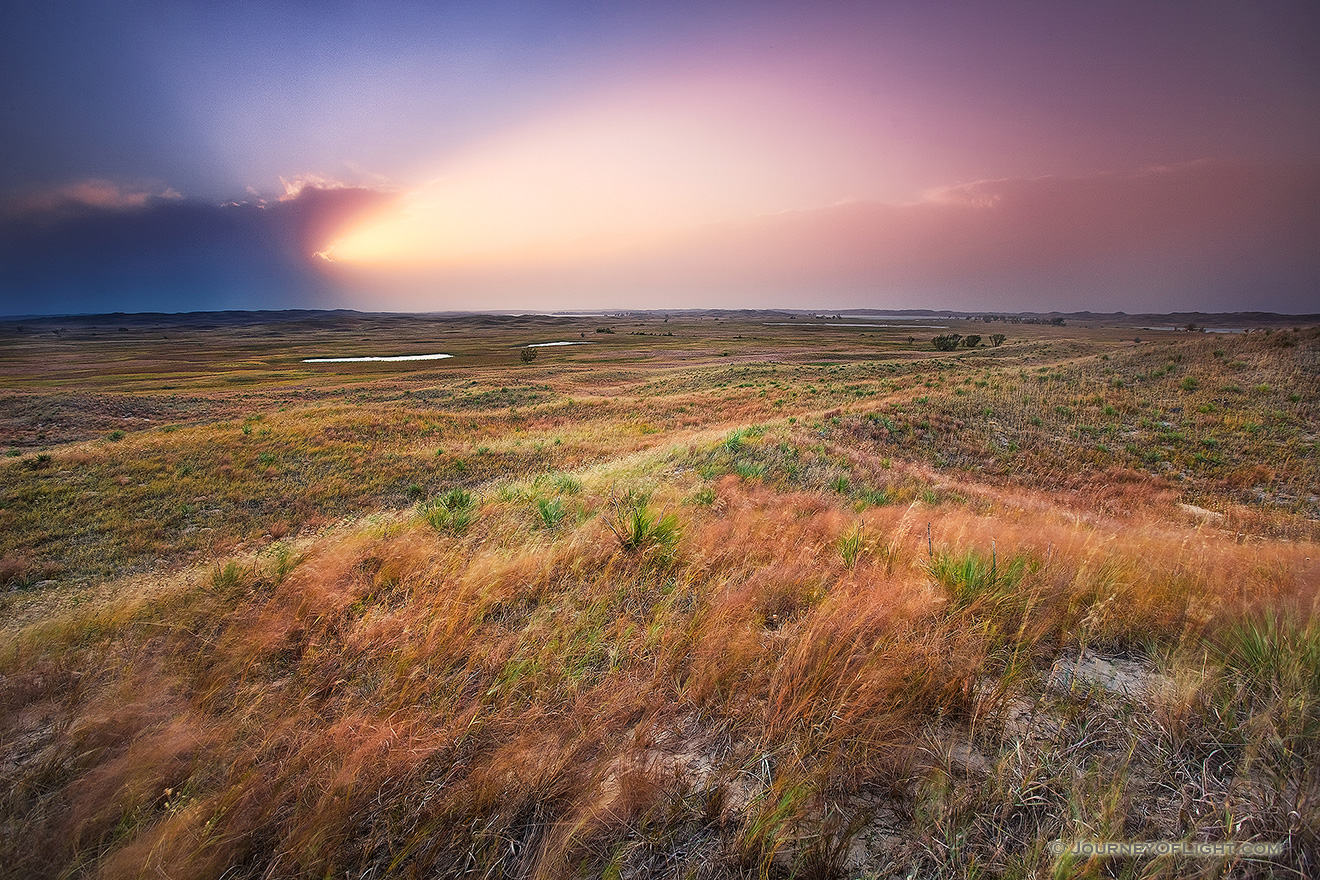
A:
[1,311,1317,878]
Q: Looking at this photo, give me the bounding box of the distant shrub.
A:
[0,554,33,588]
[520,347,537,363]
[1179,376,1199,391]
[962,334,982,348]
[932,334,962,351]
[990,334,1007,347]
[107,430,125,441]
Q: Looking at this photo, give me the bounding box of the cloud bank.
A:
[3,159,1316,316]
[326,158,1320,314]
[1,184,390,316]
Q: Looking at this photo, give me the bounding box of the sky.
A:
[1,0,1317,316]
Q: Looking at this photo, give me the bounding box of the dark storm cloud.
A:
[0,185,391,316]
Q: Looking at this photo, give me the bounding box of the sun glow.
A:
[324,94,862,268]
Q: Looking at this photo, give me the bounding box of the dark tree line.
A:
[931,333,1007,351]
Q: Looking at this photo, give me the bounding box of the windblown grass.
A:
[2,461,1316,877]
[1,313,1317,877]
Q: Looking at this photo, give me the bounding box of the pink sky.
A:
[3,2,1317,315]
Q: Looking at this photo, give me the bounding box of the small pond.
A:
[302,353,454,363]
[762,322,948,329]
[522,341,595,348]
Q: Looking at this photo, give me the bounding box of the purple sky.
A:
[2,1,1317,315]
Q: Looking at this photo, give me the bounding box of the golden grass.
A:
[3,461,1317,877]
[1,314,1317,877]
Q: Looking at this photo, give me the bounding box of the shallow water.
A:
[523,341,594,347]
[833,314,953,321]
[1138,327,1246,334]
[762,322,948,329]
[302,353,454,363]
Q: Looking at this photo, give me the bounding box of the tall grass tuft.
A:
[1215,610,1320,746]
[209,559,249,594]
[1217,610,1320,693]
[838,523,864,569]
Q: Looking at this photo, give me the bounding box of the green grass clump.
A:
[552,473,582,494]
[928,548,1030,608]
[606,495,681,562]
[857,487,894,507]
[689,486,716,506]
[535,497,566,530]
[3,310,1319,879]
[423,488,477,533]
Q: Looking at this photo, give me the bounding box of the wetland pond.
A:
[302,353,454,363]
[522,341,595,347]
